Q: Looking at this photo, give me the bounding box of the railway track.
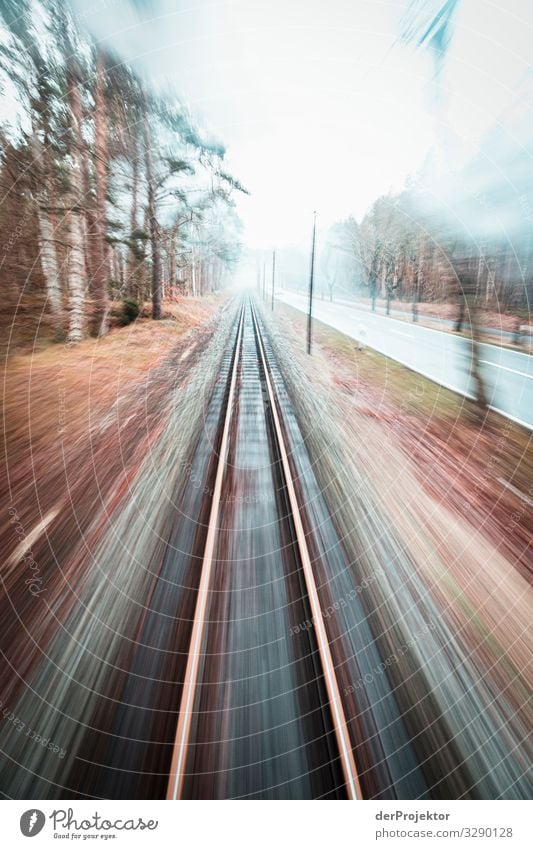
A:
[1,295,530,801]
[166,299,362,800]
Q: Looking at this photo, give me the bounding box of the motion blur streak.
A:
[1,296,529,799]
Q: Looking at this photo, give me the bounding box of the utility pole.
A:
[191,247,196,297]
[271,250,276,311]
[262,262,266,301]
[307,211,317,355]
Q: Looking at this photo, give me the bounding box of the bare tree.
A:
[65,58,87,343]
[91,49,109,336]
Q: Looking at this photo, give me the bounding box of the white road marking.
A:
[479,360,532,379]
[389,329,412,338]
[282,294,533,429]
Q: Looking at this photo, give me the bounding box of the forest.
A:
[0,0,245,349]
[0,0,531,815]
[322,171,533,319]
[317,16,533,324]
[2,0,531,354]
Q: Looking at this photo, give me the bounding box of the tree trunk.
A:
[191,249,197,296]
[143,107,162,320]
[66,65,86,343]
[169,226,177,295]
[513,315,521,346]
[81,133,95,290]
[30,131,63,335]
[37,205,63,332]
[112,247,122,290]
[454,295,465,332]
[454,252,488,419]
[92,50,109,336]
[412,265,420,322]
[370,275,377,311]
[128,136,138,298]
[469,301,488,416]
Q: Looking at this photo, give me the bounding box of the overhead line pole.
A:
[307,211,317,355]
[271,249,276,311]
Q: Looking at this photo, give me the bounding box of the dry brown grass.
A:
[274,302,533,579]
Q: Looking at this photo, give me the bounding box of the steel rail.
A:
[167,298,362,800]
[166,305,245,800]
[250,301,363,800]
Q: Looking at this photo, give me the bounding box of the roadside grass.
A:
[1,292,224,359]
[275,301,532,501]
[2,294,225,451]
[278,303,463,421]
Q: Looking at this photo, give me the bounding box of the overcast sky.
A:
[70,0,533,248]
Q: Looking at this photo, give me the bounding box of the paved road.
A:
[323,295,522,340]
[276,290,533,429]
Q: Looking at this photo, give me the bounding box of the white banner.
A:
[2,799,530,848]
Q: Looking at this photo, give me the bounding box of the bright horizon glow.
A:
[69,0,533,249]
